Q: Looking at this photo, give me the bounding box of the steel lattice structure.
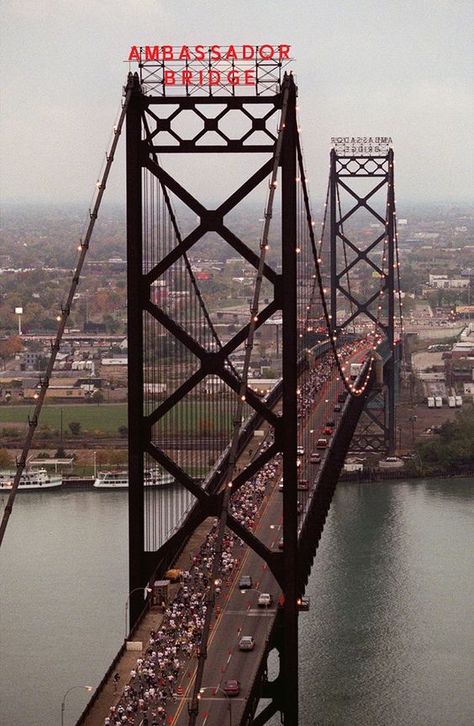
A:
[126,71,301,724]
[329,148,398,453]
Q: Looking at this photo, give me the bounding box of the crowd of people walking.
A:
[104,346,359,724]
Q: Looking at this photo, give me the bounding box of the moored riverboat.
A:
[93,469,175,489]
[0,468,63,491]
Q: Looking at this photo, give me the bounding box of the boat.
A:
[93,469,175,489]
[0,468,63,491]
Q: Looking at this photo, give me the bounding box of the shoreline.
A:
[340,468,474,483]
[2,471,472,495]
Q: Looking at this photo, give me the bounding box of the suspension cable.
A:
[302,178,330,336]
[187,79,291,726]
[296,136,374,396]
[0,84,132,548]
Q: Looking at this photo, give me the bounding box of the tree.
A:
[0,336,23,366]
[69,421,82,435]
[416,408,474,471]
[0,449,12,467]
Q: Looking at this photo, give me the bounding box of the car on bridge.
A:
[257,592,273,607]
[297,446,305,456]
[239,635,255,651]
[310,452,321,464]
[333,403,342,412]
[316,438,328,448]
[297,596,310,611]
[239,575,253,589]
[338,391,348,403]
[323,426,333,435]
[223,680,241,696]
[297,479,309,490]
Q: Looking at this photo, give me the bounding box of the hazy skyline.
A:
[1,0,473,207]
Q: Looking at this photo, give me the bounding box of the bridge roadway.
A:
[167,346,367,726]
[82,344,367,726]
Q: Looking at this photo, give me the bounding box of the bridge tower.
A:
[125,56,302,724]
[328,141,399,453]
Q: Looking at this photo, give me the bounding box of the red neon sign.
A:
[126,45,293,93]
[128,44,291,63]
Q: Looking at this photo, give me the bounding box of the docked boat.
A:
[93,469,175,489]
[0,468,63,491]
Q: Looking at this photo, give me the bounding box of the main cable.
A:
[296,136,374,396]
[0,81,132,548]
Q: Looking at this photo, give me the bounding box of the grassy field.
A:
[0,401,233,434]
[0,403,127,433]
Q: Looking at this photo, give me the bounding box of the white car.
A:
[239,635,255,651]
[257,592,273,607]
[297,446,305,456]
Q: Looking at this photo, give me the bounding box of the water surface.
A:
[1,478,473,725]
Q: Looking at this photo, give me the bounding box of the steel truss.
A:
[126,72,300,724]
[329,149,397,453]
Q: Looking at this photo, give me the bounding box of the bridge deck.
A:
[80,344,368,725]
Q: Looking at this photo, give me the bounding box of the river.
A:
[1,478,473,725]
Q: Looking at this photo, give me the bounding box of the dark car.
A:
[297,479,309,490]
[338,391,348,403]
[223,679,240,696]
[297,596,310,611]
[333,404,342,412]
[239,575,252,589]
[325,420,335,428]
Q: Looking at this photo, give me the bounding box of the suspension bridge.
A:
[1,50,403,726]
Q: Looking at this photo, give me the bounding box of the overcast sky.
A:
[1,0,473,206]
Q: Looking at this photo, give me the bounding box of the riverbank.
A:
[340,466,474,483]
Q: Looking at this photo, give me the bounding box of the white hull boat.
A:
[0,468,62,491]
[93,470,175,489]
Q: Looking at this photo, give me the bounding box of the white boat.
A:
[93,469,175,489]
[0,468,63,491]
